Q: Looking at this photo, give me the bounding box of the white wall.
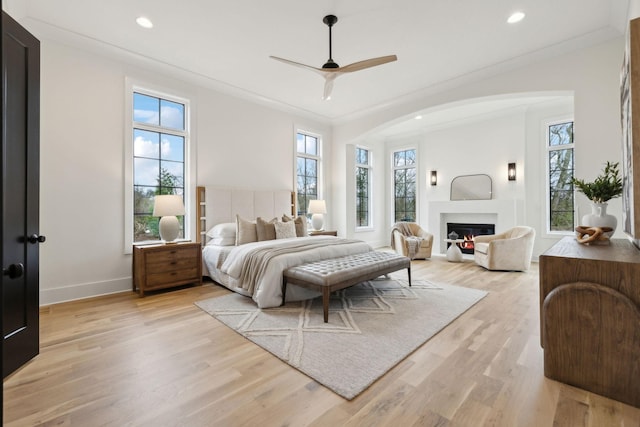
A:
[330,37,625,256]
[38,38,330,305]
[630,0,640,19]
[416,109,527,219]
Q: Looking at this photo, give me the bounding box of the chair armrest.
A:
[416,229,434,244]
[474,230,509,244]
[487,236,529,255]
[392,230,406,249]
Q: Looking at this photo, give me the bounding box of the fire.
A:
[461,235,475,250]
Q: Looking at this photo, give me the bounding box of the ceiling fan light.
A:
[136,16,153,29]
[507,12,525,24]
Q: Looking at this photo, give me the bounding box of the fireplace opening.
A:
[446,222,495,255]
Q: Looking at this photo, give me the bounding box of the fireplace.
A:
[446,222,495,254]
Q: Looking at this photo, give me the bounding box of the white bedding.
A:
[202,236,372,308]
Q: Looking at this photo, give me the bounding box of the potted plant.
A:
[571,161,622,235]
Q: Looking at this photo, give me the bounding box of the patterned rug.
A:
[195,278,487,399]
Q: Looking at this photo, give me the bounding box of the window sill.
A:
[355,227,374,233]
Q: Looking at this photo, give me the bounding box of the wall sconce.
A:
[508,162,516,181]
[430,170,438,186]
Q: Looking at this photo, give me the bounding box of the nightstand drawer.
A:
[146,267,200,288]
[147,257,198,273]
[145,246,199,264]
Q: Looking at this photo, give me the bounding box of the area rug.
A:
[195,278,487,399]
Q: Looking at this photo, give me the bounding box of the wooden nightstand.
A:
[308,230,338,236]
[132,242,202,297]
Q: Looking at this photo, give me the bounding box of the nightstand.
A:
[132,242,202,296]
[308,230,338,236]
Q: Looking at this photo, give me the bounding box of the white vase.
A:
[581,202,616,238]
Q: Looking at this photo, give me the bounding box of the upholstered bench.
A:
[282,251,411,322]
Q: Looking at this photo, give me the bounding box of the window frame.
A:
[545,117,575,235]
[124,78,194,253]
[355,145,373,230]
[295,130,323,216]
[392,147,418,224]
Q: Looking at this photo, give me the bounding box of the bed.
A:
[196,186,373,308]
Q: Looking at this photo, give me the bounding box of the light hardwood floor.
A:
[4,256,640,426]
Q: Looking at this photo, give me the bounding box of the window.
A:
[393,148,416,222]
[132,91,188,243]
[547,120,574,232]
[296,132,320,215]
[356,147,371,227]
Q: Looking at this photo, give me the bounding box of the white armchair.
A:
[474,226,535,271]
[391,222,434,259]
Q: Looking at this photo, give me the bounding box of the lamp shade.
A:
[308,199,327,214]
[153,195,185,217]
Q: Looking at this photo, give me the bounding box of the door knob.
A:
[27,234,46,244]
[3,263,24,279]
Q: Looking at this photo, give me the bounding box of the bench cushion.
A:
[284,251,410,287]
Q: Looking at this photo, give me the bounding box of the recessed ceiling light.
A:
[415,115,423,120]
[507,12,525,24]
[136,16,153,29]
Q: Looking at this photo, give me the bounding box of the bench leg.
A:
[407,267,412,287]
[281,277,287,306]
[323,287,331,323]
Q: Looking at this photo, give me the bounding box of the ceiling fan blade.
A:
[269,56,324,74]
[322,74,338,100]
[337,55,398,73]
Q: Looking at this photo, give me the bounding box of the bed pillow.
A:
[274,220,297,239]
[205,222,237,246]
[236,215,258,245]
[206,222,236,239]
[206,236,236,246]
[256,217,278,241]
[282,214,308,237]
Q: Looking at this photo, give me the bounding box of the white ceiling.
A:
[6,0,630,126]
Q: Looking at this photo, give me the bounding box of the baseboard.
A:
[370,240,390,250]
[40,277,132,306]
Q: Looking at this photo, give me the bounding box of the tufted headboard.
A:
[196,186,295,245]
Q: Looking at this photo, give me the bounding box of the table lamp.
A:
[308,199,327,231]
[153,195,185,242]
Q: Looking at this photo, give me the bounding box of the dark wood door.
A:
[2,11,41,379]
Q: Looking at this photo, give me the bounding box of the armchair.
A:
[391,222,433,259]
[474,226,535,271]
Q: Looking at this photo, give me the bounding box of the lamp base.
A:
[311,213,324,231]
[159,216,180,242]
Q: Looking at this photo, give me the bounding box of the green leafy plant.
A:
[571,161,623,203]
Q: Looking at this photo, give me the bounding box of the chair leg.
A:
[407,267,412,287]
[281,277,287,306]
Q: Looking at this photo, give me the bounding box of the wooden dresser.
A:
[539,237,640,407]
[133,242,202,297]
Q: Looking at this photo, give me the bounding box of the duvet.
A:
[202,236,372,308]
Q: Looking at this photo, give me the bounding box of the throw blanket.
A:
[220,236,372,307]
[390,222,423,259]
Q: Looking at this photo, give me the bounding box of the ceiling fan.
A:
[270,15,397,100]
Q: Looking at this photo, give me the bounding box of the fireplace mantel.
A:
[427,199,524,254]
